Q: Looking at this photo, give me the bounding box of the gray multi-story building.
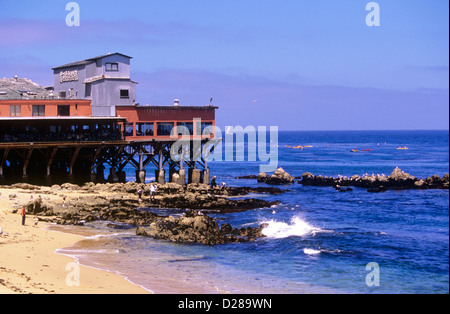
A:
[52,52,137,116]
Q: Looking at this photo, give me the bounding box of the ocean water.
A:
[54,130,449,294]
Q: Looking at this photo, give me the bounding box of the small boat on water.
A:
[362,149,374,151]
[293,145,304,150]
[397,147,409,150]
[351,149,358,152]
[304,145,313,148]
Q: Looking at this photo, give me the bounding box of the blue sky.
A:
[0,0,448,130]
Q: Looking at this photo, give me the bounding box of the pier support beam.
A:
[89,147,103,183]
[68,147,81,183]
[156,169,165,185]
[157,147,165,185]
[178,168,186,186]
[22,147,33,181]
[0,148,10,182]
[109,167,119,183]
[137,170,146,184]
[203,169,210,186]
[137,146,146,183]
[203,158,210,185]
[45,147,58,184]
[189,167,201,184]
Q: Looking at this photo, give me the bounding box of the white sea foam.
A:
[261,216,323,239]
[85,232,133,240]
[303,248,321,255]
[57,248,120,254]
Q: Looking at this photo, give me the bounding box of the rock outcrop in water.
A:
[136,210,267,245]
[299,167,449,191]
[257,168,295,185]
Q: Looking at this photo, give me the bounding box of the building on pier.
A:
[52,52,137,117]
[0,53,218,185]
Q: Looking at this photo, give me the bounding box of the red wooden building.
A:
[117,104,216,140]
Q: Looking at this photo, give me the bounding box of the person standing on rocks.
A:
[20,206,27,226]
[149,184,157,201]
[210,176,217,188]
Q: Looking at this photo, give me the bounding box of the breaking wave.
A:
[261,216,325,239]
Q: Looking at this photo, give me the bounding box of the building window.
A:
[59,91,67,98]
[136,123,154,136]
[120,89,129,98]
[196,121,213,136]
[10,105,21,117]
[124,123,134,137]
[57,105,70,116]
[157,122,174,136]
[176,122,194,135]
[32,105,45,116]
[202,122,213,136]
[85,84,92,98]
[105,63,119,71]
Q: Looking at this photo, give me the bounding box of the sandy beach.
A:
[0,185,150,294]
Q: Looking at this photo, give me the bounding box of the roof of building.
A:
[0,116,127,122]
[85,52,132,61]
[132,104,219,110]
[52,52,132,70]
[0,77,53,100]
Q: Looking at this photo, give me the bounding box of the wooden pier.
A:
[0,106,218,185]
[0,137,216,185]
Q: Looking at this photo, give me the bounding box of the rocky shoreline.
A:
[5,166,448,245]
[4,181,283,245]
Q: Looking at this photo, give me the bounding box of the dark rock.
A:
[225,186,286,196]
[367,186,388,193]
[257,172,268,183]
[26,198,54,215]
[11,183,41,191]
[257,168,295,185]
[235,175,258,179]
[152,192,279,213]
[136,210,267,245]
[388,167,416,181]
[220,223,233,234]
[106,223,124,229]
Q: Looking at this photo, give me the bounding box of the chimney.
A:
[174,99,180,106]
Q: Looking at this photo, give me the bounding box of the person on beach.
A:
[149,184,157,201]
[20,206,27,226]
[210,176,217,188]
[137,188,143,202]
